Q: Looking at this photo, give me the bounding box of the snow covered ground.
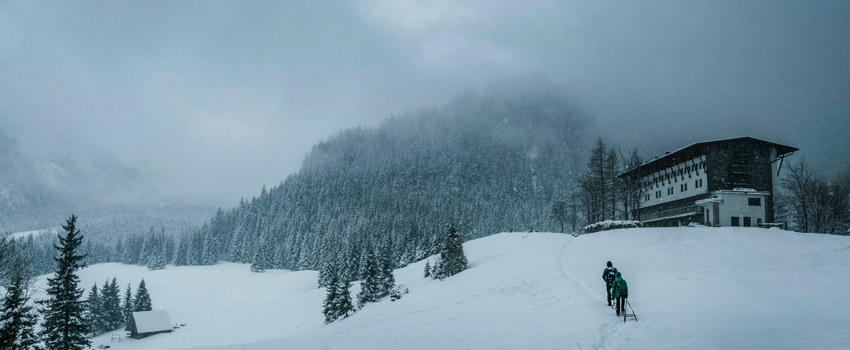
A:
[31,227,850,349]
[10,227,59,240]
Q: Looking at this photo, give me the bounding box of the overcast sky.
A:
[1,0,848,208]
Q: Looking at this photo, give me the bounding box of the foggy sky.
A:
[1,0,848,208]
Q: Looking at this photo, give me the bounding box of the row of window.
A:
[646,162,706,190]
[731,217,763,227]
[644,179,706,202]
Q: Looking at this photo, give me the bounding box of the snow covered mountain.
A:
[34,226,850,350]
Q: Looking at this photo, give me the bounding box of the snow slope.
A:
[31,227,850,349]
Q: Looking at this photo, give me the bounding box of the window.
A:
[731,217,740,226]
[757,218,763,226]
[743,217,751,227]
[748,198,761,206]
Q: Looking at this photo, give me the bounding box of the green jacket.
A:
[611,276,628,298]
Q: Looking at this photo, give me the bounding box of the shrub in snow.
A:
[584,220,642,233]
[390,287,408,302]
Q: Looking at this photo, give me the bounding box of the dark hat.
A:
[615,271,622,277]
[607,261,612,267]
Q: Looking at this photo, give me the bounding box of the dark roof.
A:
[618,137,798,178]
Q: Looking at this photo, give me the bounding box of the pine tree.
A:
[356,247,381,308]
[145,234,166,270]
[202,232,218,266]
[250,236,274,273]
[377,247,396,297]
[85,283,106,336]
[121,283,133,324]
[337,249,355,284]
[0,274,40,350]
[102,278,124,331]
[317,259,337,289]
[139,227,156,267]
[173,235,188,266]
[434,225,467,279]
[323,273,355,324]
[423,260,431,278]
[38,214,91,350]
[133,279,152,312]
[322,274,339,324]
[332,278,355,321]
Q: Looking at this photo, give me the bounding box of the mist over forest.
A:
[0,129,214,232]
[2,84,599,276]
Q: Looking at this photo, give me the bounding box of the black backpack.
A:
[604,267,618,283]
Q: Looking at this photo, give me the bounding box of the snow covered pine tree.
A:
[322,274,339,324]
[0,273,40,350]
[433,225,467,280]
[38,215,91,350]
[133,279,152,312]
[323,273,355,323]
[102,278,125,331]
[332,277,354,322]
[122,283,133,324]
[356,247,382,308]
[85,283,106,336]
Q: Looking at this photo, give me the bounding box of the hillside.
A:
[187,90,590,274]
[36,227,850,350]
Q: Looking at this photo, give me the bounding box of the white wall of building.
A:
[698,190,768,227]
[641,156,708,207]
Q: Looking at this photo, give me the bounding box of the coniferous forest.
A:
[180,90,588,275]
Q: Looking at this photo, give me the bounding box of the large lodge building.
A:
[619,137,798,227]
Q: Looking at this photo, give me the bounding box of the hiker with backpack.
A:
[611,271,629,316]
[602,261,618,306]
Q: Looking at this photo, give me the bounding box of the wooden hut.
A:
[126,310,173,339]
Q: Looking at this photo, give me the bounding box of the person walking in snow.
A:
[602,261,618,306]
[611,271,629,316]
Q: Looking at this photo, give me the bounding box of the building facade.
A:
[619,137,797,227]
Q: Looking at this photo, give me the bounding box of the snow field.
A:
[30,227,850,349]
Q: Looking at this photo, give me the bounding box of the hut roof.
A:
[133,310,172,334]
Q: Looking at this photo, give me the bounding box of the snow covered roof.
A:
[619,136,798,178]
[133,310,172,334]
